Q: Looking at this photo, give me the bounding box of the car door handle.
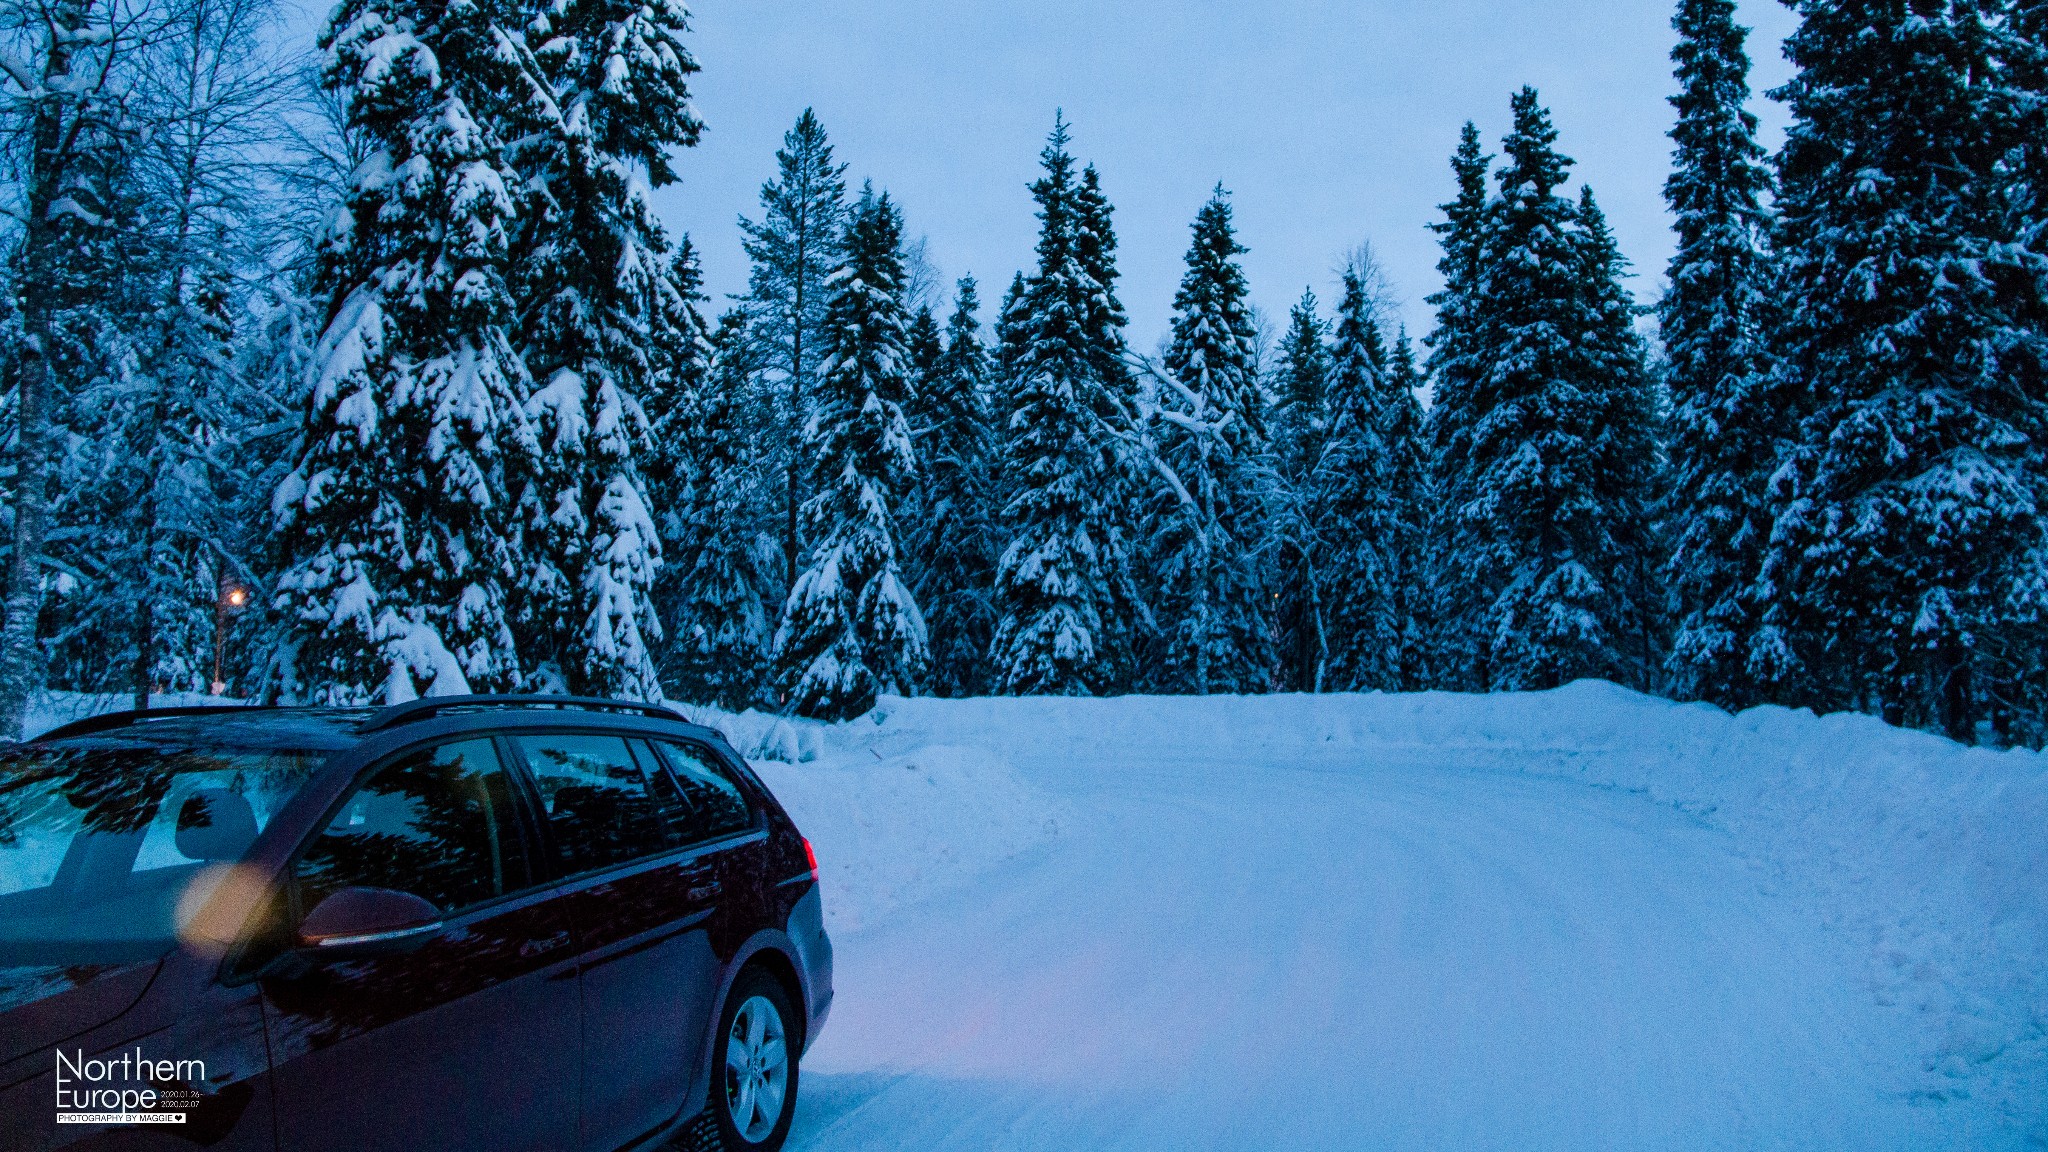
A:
[520,930,571,958]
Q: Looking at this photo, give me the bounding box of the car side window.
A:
[295,739,531,918]
[648,741,753,844]
[517,734,691,873]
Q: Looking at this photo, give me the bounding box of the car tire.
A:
[707,968,800,1152]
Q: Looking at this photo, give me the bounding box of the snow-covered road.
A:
[723,689,2046,1150]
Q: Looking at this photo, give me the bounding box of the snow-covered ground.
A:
[24,686,2046,1145]
[685,684,2046,1150]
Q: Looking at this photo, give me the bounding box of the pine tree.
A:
[1318,272,1428,691]
[1420,123,1494,683]
[989,118,1135,695]
[989,270,1031,441]
[904,278,1001,697]
[508,0,702,701]
[1432,89,1661,691]
[740,110,848,596]
[1660,0,1783,710]
[1269,289,1331,691]
[272,0,545,703]
[906,305,943,379]
[772,187,927,719]
[1150,186,1272,693]
[1999,0,2048,744]
[654,305,774,710]
[1572,188,1666,678]
[1758,0,2047,741]
[1386,331,1432,686]
[1423,123,1493,456]
[1069,159,1146,687]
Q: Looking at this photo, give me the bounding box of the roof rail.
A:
[363,694,682,733]
[32,704,267,743]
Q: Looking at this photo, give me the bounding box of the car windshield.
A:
[0,738,323,973]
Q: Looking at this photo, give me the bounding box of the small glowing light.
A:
[225,587,248,608]
[176,864,270,956]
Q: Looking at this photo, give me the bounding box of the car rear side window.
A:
[648,741,753,844]
[517,734,693,873]
[295,740,531,918]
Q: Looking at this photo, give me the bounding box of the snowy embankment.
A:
[672,702,1068,935]
[685,684,2045,1139]
[24,690,227,739]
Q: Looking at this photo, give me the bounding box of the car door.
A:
[260,737,580,1152]
[509,732,741,1152]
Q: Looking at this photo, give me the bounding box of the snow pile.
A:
[23,690,235,738]
[852,684,2046,1131]
[675,701,1067,936]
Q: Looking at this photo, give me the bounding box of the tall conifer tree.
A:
[1270,289,1332,691]
[990,119,1138,695]
[1320,272,1427,690]
[510,0,701,700]
[905,278,1001,696]
[2000,0,2048,743]
[1660,0,1782,709]
[741,110,848,595]
[1151,187,1272,693]
[1431,89,1661,691]
[1422,124,1494,677]
[272,0,545,703]
[1758,0,2046,740]
[773,187,926,718]
[656,308,774,708]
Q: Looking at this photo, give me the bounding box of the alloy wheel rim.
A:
[724,995,788,1142]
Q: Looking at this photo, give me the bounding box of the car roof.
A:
[28,696,722,754]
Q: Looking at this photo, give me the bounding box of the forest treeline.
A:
[0,0,2042,747]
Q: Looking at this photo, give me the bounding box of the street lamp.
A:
[213,583,249,696]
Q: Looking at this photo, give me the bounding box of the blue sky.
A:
[651,0,1802,352]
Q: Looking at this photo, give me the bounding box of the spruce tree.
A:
[1758,0,2047,740]
[1319,272,1427,691]
[1071,153,1146,689]
[272,0,543,703]
[1423,123,1493,455]
[989,118,1135,695]
[1572,188,1666,678]
[904,278,1001,697]
[990,270,1031,440]
[510,0,701,701]
[1386,329,1432,686]
[1150,186,1272,693]
[772,187,927,719]
[1432,89,1661,691]
[1269,290,1331,691]
[1999,0,2048,743]
[1660,0,1783,710]
[907,305,943,379]
[740,110,848,595]
[1421,124,1494,681]
[654,306,774,709]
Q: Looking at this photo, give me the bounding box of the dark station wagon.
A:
[0,695,831,1152]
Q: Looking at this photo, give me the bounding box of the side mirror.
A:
[297,887,443,959]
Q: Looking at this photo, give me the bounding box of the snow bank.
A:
[671,702,1067,935]
[854,684,2047,1130]
[23,690,235,738]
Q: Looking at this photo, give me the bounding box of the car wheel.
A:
[709,969,799,1151]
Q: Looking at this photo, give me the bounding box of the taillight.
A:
[802,837,819,880]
